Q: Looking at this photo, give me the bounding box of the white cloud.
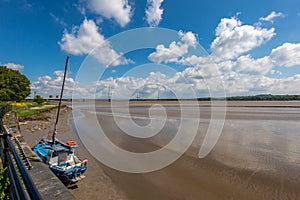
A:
[270,43,300,67]
[51,13,300,98]
[145,0,164,27]
[272,74,300,94]
[46,64,300,99]
[31,70,75,98]
[259,11,285,23]
[59,18,105,55]
[181,53,274,78]
[250,74,300,95]
[210,17,275,60]
[179,31,197,47]
[93,72,185,99]
[87,0,132,27]
[89,66,300,99]
[59,18,131,67]
[233,55,273,75]
[148,30,197,63]
[3,62,24,71]
[144,14,300,96]
[149,17,275,64]
[179,54,215,67]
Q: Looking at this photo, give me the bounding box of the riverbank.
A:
[19,106,127,200]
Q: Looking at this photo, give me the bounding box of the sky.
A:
[1,0,300,99]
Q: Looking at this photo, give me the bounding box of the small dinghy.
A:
[33,56,88,185]
[34,138,88,184]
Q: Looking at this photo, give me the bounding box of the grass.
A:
[2,101,58,121]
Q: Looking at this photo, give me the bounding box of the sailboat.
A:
[33,56,88,185]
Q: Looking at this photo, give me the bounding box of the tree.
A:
[33,95,45,105]
[0,66,31,101]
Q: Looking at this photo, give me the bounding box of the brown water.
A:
[72,101,300,200]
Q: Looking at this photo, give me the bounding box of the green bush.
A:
[0,167,9,200]
[33,95,45,105]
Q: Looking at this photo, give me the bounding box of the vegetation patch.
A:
[10,100,57,121]
[0,66,31,102]
[0,167,9,200]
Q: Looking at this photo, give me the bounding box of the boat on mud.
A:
[33,56,88,185]
[33,138,88,184]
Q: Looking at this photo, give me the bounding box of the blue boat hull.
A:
[33,141,88,185]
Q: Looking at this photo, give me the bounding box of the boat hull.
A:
[33,141,88,185]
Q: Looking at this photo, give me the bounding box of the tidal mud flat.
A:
[21,101,300,200]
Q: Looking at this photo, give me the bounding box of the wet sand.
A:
[21,101,300,200]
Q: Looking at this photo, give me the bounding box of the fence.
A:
[0,104,42,200]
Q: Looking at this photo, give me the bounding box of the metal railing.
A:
[0,104,42,200]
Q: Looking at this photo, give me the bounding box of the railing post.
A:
[0,104,42,200]
[1,115,22,199]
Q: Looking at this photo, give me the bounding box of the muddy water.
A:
[72,102,300,200]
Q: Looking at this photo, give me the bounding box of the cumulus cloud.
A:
[259,11,285,23]
[3,62,24,71]
[88,63,300,99]
[233,55,273,75]
[59,19,106,55]
[270,74,300,94]
[148,30,197,63]
[50,62,300,99]
[92,71,198,99]
[145,0,164,27]
[87,0,132,27]
[45,14,300,98]
[59,18,131,67]
[210,17,275,60]
[149,17,275,63]
[270,43,300,67]
[144,15,300,96]
[31,70,75,98]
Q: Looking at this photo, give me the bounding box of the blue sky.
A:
[1,0,300,98]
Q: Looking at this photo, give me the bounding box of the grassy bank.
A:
[13,102,58,121]
[1,101,57,121]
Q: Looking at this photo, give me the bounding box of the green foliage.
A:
[0,167,9,200]
[33,95,45,105]
[11,101,56,121]
[226,94,300,101]
[0,66,31,102]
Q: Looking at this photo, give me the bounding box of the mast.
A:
[52,56,69,144]
[136,89,140,101]
[108,86,111,102]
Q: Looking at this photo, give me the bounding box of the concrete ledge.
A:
[28,160,75,199]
